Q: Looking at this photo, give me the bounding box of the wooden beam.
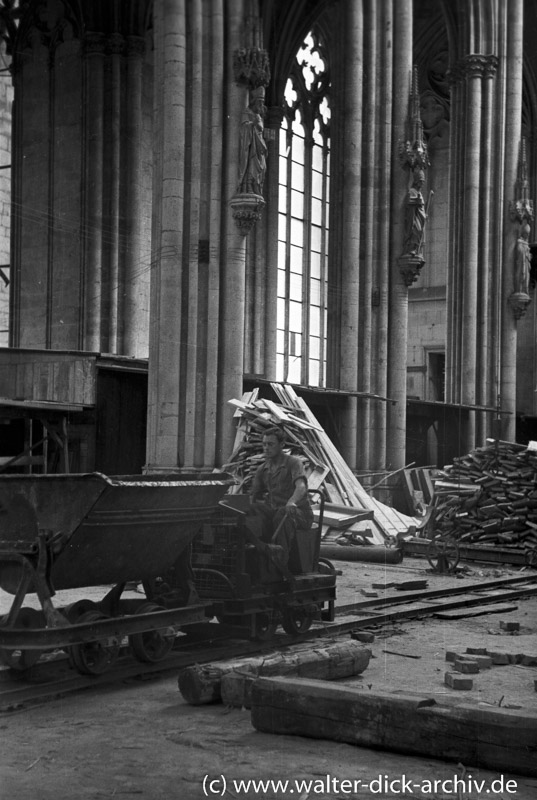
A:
[178,640,371,706]
[251,677,537,777]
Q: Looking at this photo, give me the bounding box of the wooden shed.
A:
[0,348,147,475]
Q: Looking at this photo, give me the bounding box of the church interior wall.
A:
[1,0,537,473]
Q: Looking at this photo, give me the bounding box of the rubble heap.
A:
[225,382,420,542]
[430,439,537,559]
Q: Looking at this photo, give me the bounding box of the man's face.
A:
[262,435,283,460]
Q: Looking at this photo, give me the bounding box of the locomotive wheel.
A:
[0,607,45,671]
[65,599,98,623]
[427,534,460,573]
[69,610,120,676]
[129,602,176,663]
[252,612,278,641]
[281,605,314,635]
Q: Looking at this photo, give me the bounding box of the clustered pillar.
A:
[146,0,249,472]
[446,0,523,450]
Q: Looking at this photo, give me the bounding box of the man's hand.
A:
[285,501,298,518]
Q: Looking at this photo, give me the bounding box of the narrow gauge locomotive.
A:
[0,472,336,675]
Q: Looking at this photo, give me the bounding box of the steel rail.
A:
[1,576,536,711]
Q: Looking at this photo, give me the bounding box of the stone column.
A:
[145,0,187,470]
[338,0,363,470]
[371,0,393,470]
[357,0,375,470]
[217,16,266,465]
[460,56,485,448]
[146,0,243,472]
[386,0,413,470]
[261,106,282,381]
[181,0,203,467]
[501,0,524,442]
[121,35,146,357]
[104,32,123,354]
[446,52,498,452]
[82,32,106,352]
[199,0,224,469]
[476,69,495,444]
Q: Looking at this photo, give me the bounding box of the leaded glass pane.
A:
[290,271,302,301]
[292,135,305,165]
[277,268,286,297]
[312,143,323,172]
[311,225,321,252]
[310,251,321,279]
[290,244,303,273]
[311,170,323,198]
[291,190,304,218]
[308,359,320,385]
[291,160,304,192]
[278,212,287,241]
[289,301,302,332]
[287,355,302,383]
[310,278,321,305]
[309,305,320,336]
[309,336,320,359]
[311,197,322,224]
[290,218,303,247]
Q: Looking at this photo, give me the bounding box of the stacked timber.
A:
[224,383,421,542]
[429,439,537,559]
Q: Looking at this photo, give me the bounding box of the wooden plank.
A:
[305,464,330,491]
[318,510,373,529]
[251,677,537,777]
[433,603,518,620]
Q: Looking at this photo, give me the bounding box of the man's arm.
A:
[250,464,266,504]
[285,476,307,509]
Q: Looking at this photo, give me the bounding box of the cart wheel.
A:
[69,610,121,676]
[427,534,460,573]
[281,605,314,635]
[129,602,176,663]
[252,612,278,641]
[0,608,45,671]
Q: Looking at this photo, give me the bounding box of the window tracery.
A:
[276,28,330,387]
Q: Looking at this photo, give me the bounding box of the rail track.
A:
[1,573,535,712]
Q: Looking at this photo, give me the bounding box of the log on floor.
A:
[320,544,403,564]
[250,677,537,778]
[178,640,371,706]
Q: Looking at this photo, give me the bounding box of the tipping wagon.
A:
[0,474,336,674]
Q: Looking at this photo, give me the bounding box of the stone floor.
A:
[1,555,536,799]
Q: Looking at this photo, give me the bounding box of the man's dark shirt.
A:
[251,453,310,512]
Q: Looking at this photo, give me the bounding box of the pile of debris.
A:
[429,439,537,559]
[225,383,421,546]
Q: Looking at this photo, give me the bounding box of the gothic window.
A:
[276,29,330,387]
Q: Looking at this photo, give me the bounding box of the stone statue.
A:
[515,220,532,296]
[403,167,427,257]
[237,87,268,196]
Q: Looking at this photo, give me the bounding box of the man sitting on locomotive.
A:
[249,426,313,566]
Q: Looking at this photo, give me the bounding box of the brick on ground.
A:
[445,672,473,690]
[454,659,479,674]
